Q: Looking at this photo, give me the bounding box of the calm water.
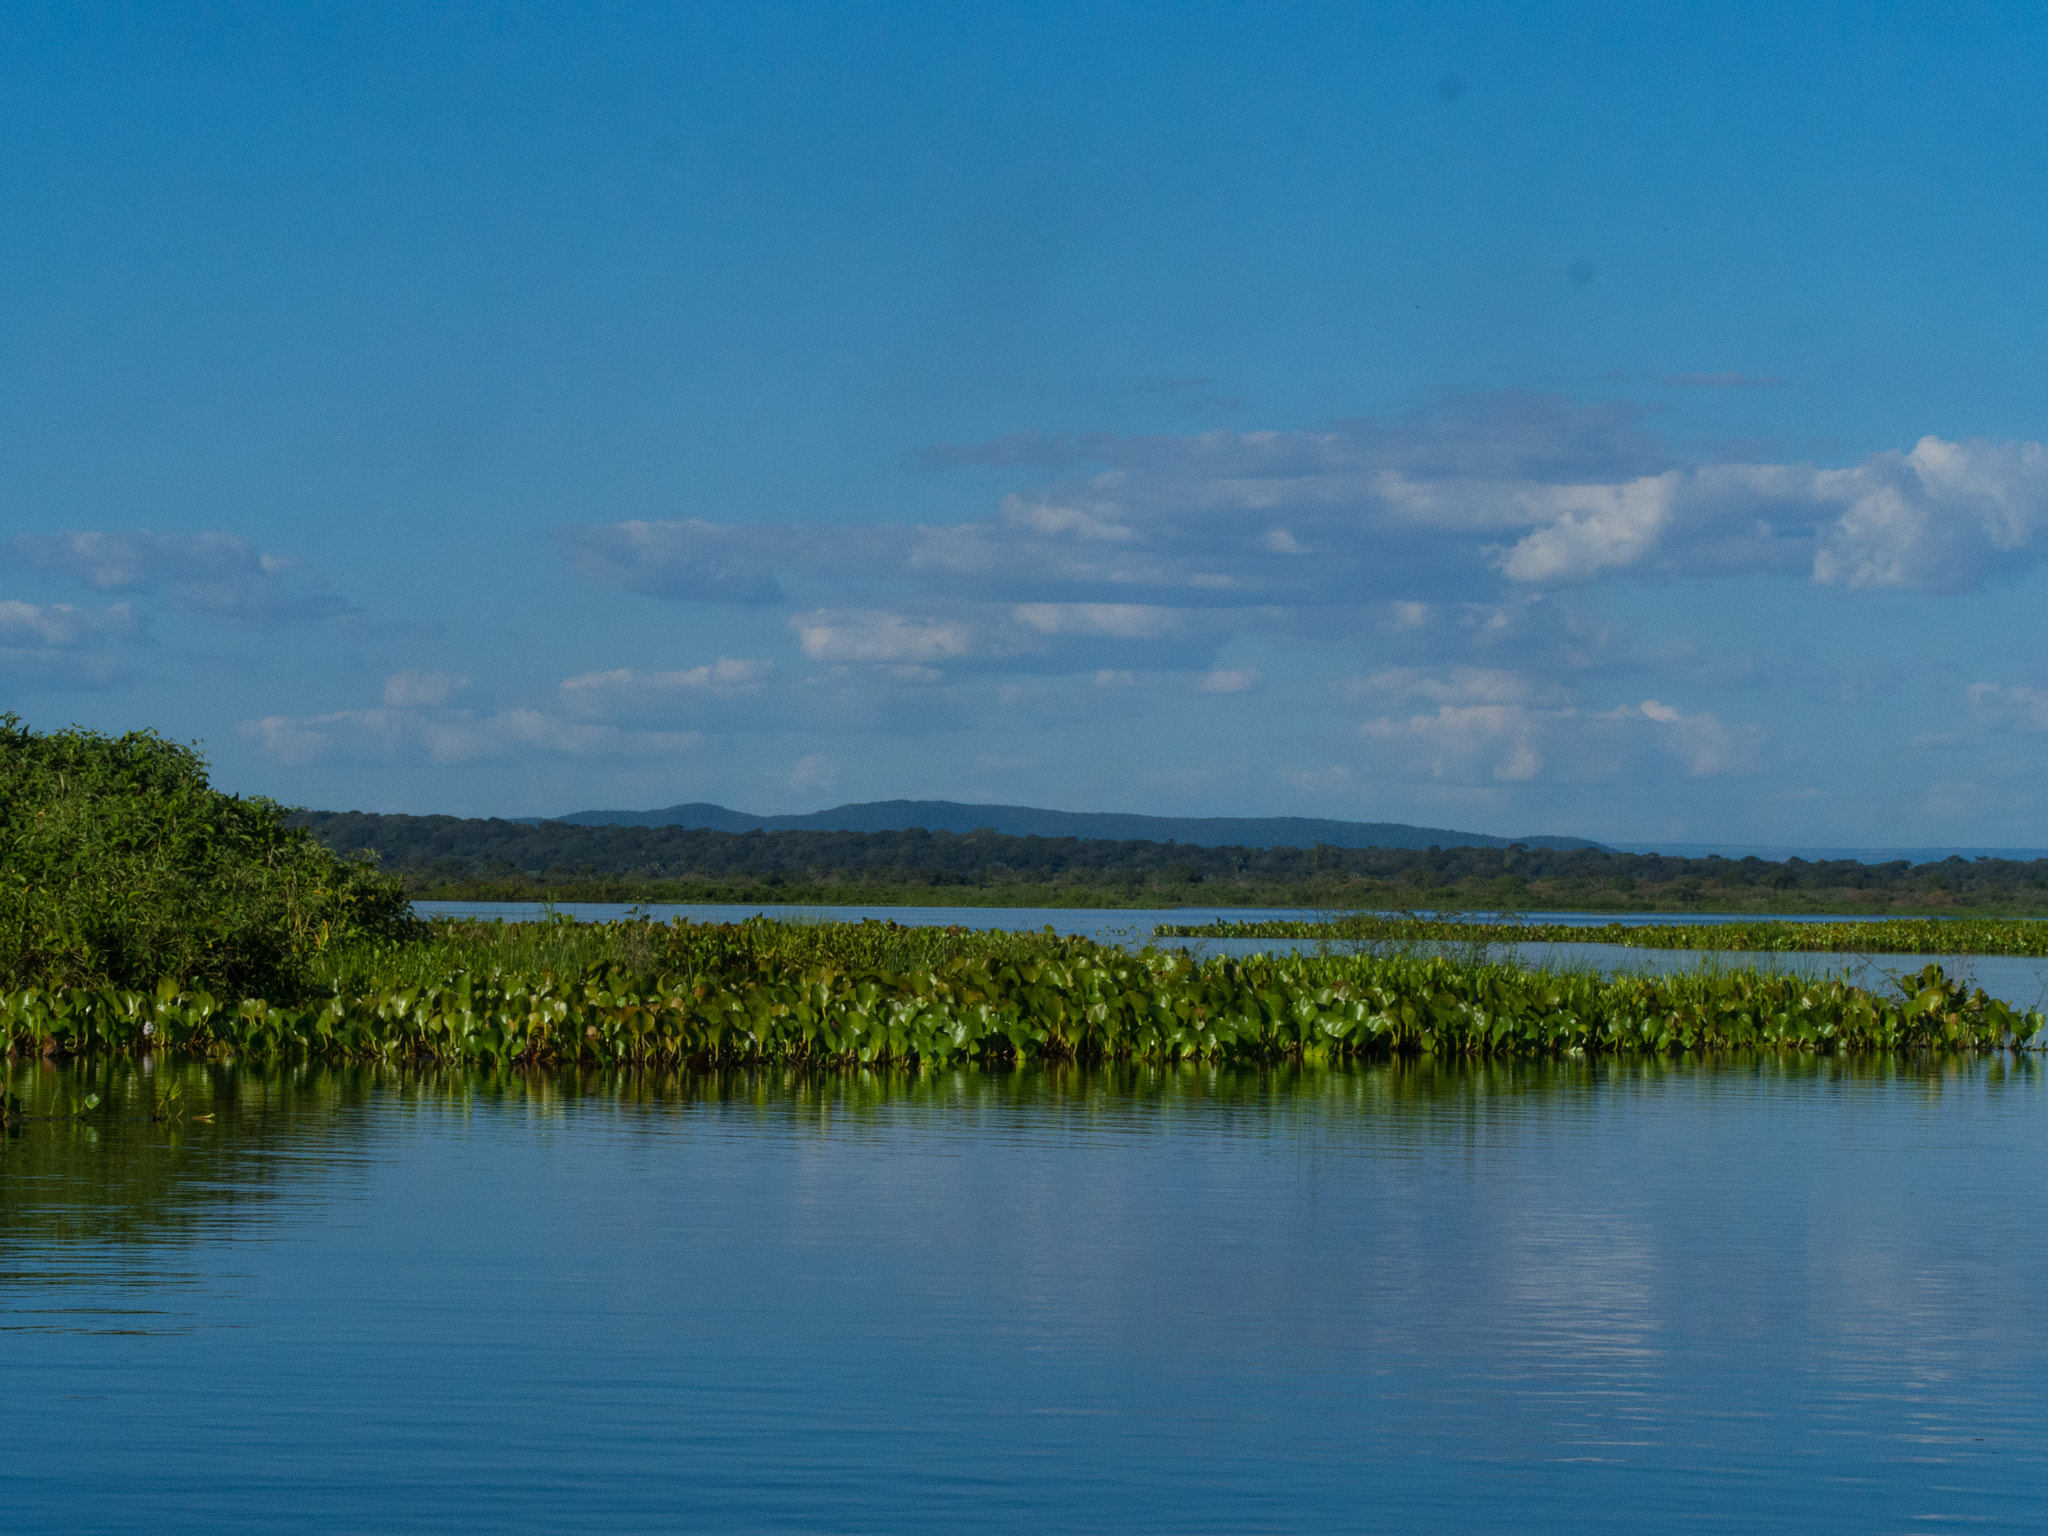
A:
[411,899,1972,931]
[6,1057,2046,1533]
[413,902,2048,1013]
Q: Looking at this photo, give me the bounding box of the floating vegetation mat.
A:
[1158,915,2048,956]
[1,918,2037,1070]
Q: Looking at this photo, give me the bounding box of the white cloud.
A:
[240,706,703,767]
[0,599,137,648]
[1626,699,1761,776]
[1357,697,1760,785]
[788,754,837,793]
[6,530,351,623]
[560,657,773,698]
[1813,437,2048,593]
[1363,704,1547,782]
[1341,665,1571,707]
[1197,667,1263,693]
[541,399,2048,772]
[1002,500,1137,543]
[783,604,1210,675]
[1966,682,2048,730]
[562,407,2048,623]
[1010,603,1181,639]
[1493,475,1678,581]
[383,669,469,707]
[0,600,139,689]
[792,610,978,663]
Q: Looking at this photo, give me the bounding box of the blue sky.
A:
[6,1,2048,845]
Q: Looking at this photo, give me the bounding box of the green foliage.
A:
[2,916,2035,1066]
[0,715,418,997]
[289,810,2048,914]
[1160,914,2048,955]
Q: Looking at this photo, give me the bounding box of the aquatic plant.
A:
[1158,914,2048,956]
[1,918,2034,1068]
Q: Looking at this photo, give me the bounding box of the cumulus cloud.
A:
[1357,694,1760,785]
[6,530,352,623]
[1632,699,1762,776]
[1490,438,2048,591]
[540,397,2047,771]
[793,611,979,663]
[562,404,2048,628]
[1811,437,2048,593]
[1490,475,1681,581]
[558,395,1685,622]
[1362,704,1549,783]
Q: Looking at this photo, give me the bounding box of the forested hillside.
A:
[542,797,1600,850]
[288,810,2048,913]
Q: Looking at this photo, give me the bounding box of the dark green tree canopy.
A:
[1,715,416,996]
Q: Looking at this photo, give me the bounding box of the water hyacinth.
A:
[1158,914,2048,956]
[1,918,2036,1068]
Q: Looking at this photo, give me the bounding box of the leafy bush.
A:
[0,715,417,997]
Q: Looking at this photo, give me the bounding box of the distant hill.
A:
[538,799,1603,852]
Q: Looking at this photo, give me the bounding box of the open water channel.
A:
[6,1056,2045,1532]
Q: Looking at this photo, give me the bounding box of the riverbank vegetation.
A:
[4,914,2037,1070]
[1,718,416,999]
[291,810,2048,914]
[1159,915,2048,956]
[2,718,2039,1076]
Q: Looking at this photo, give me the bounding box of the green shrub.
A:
[0,715,417,997]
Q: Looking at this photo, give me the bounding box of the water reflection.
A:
[5,1056,2044,1532]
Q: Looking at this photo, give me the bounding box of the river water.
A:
[5,1056,2044,1532]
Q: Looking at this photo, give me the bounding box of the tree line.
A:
[287,811,2048,913]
